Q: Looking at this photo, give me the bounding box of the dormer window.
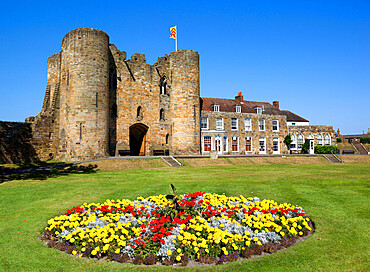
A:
[213,105,219,112]
[256,107,262,114]
[236,106,241,113]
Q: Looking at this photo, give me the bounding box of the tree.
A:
[300,139,310,154]
[284,135,292,153]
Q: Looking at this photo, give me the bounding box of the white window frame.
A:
[223,136,228,153]
[202,136,212,152]
[231,136,239,152]
[317,133,323,145]
[273,137,280,154]
[236,106,241,113]
[324,133,331,145]
[259,137,266,154]
[216,117,224,130]
[213,105,219,112]
[272,119,279,132]
[258,119,265,131]
[256,107,262,114]
[245,136,252,153]
[244,118,252,131]
[231,117,238,130]
[200,117,208,130]
[291,133,297,150]
[298,133,305,149]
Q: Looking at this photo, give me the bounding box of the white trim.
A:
[245,136,252,153]
[231,136,239,152]
[236,106,241,113]
[258,119,265,131]
[200,116,209,130]
[202,135,212,153]
[223,136,228,153]
[317,133,323,145]
[297,133,305,150]
[231,117,238,130]
[213,105,219,112]
[273,137,280,154]
[244,118,252,131]
[272,119,279,132]
[216,117,224,130]
[259,137,266,154]
[291,133,297,150]
[324,133,331,145]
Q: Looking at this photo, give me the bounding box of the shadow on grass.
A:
[0,164,98,183]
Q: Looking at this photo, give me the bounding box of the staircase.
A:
[323,154,342,163]
[161,156,182,167]
[352,143,368,155]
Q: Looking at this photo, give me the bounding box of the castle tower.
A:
[57,28,110,160]
[169,50,200,154]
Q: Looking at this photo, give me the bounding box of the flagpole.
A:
[175,25,178,51]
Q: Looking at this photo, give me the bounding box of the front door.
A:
[215,137,222,154]
[309,139,314,154]
[259,137,266,154]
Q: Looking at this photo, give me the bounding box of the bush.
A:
[336,138,342,143]
[360,137,370,144]
[300,139,310,154]
[314,145,337,154]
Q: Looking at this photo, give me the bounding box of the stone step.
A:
[323,154,342,163]
[352,143,368,155]
[161,156,182,167]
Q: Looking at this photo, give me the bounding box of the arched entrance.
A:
[129,123,148,156]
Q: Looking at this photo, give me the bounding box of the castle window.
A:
[203,136,212,152]
[137,106,142,118]
[324,133,331,145]
[245,136,252,152]
[258,119,265,131]
[273,137,279,153]
[291,133,297,149]
[245,118,251,131]
[232,136,239,152]
[298,133,305,149]
[236,106,241,113]
[160,109,165,121]
[272,120,279,131]
[223,136,228,153]
[160,76,167,95]
[49,132,53,139]
[231,118,238,130]
[96,92,98,108]
[166,134,169,144]
[213,105,219,112]
[317,133,323,145]
[216,117,224,130]
[201,117,208,129]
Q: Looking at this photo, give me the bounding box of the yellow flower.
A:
[91,250,97,255]
[72,250,77,255]
[177,248,181,253]
[167,250,172,256]
[253,237,258,242]
[280,232,285,237]
[81,247,86,252]
[115,248,120,253]
[176,255,181,261]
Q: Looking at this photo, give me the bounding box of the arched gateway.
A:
[129,123,148,156]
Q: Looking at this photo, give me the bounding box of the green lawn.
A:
[0,162,369,271]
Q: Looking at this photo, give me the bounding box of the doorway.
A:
[129,123,148,156]
[215,136,222,154]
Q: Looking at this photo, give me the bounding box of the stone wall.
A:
[0,122,38,163]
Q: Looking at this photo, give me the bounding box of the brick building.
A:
[24,28,335,162]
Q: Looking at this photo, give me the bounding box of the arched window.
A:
[298,133,305,149]
[160,109,165,121]
[166,134,169,144]
[308,133,314,139]
[317,133,323,145]
[324,133,331,145]
[291,133,297,149]
[137,106,142,118]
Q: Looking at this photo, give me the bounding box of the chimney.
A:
[235,92,243,103]
[273,100,279,109]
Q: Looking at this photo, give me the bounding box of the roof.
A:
[200,96,309,122]
[200,97,255,113]
[280,110,309,122]
[342,133,370,138]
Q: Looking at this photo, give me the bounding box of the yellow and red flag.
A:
[170,26,177,39]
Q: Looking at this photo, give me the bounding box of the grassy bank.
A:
[0,162,369,271]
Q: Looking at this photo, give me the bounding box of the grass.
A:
[0,161,369,271]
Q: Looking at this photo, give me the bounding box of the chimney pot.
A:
[235,92,243,103]
[273,100,279,109]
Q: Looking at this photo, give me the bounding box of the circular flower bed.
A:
[41,188,314,266]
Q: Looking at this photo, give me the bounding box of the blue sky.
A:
[0,0,369,134]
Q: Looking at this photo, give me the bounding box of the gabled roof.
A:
[200,97,255,113]
[280,110,309,122]
[200,95,309,123]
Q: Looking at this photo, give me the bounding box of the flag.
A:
[170,26,176,39]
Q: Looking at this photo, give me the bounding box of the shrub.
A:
[300,139,310,154]
[360,137,370,144]
[314,145,337,154]
[336,138,342,143]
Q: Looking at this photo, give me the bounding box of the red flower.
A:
[160,239,165,244]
